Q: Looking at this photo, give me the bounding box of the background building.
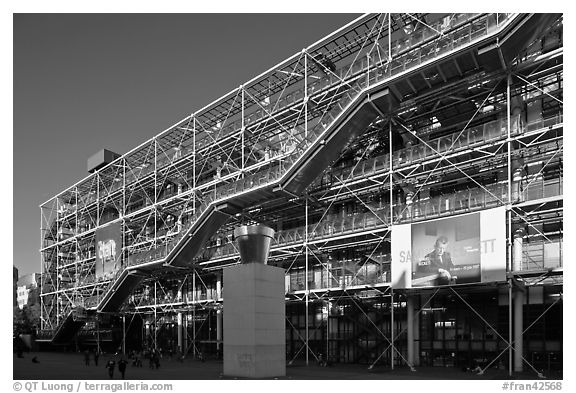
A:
[17,273,42,310]
[39,13,563,376]
[13,266,19,308]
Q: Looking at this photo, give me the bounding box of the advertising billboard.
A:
[391,207,506,289]
[95,221,122,280]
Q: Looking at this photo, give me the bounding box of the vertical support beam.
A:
[305,195,309,365]
[177,312,183,354]
[326,299,330,361]
[407,295,414,367]
[75,187,79,238]
[506,73,514,376]
[508,280,513,376]
[507,74,512,205]
[142,320,146,351]
[506,73,514,273]
[56,238,60,324]
[192,271,196,358]
[326,249,330,291]
[154,138,158,206]
[96,316,101,355]
[193,115,196,214]
[390,286,394,370]
[514,228,525,271]
[216,271,223,354]
[182,311,188,358]
[389,121,393,226]
[388,118,395,370]
[96,173,100,226]
[413,296,420,367]
[177,182,183,232]
[366,52,370,87]
[121,159,126,220]
[39,206,43,330]
[154,281,157,350]
[153,138,157,245]
[304,49,308,138]
[122,314,126,355]
[241,86,245,175]
[388,13,392,61]
[122,160,126,269]
[514,288,524,373]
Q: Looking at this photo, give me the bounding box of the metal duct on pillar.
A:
[234,225,275,265]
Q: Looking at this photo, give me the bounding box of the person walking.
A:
[105,359,116,379]
[118,358,128,379]
[84,349,90,366]
[148,350,155,369]
[154,351,161,369]
[94,349,100,366]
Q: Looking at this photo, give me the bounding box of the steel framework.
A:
[40,13,563,376]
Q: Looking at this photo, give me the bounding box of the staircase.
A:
[51,307,89,345]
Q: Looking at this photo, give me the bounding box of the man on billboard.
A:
[414,235,455,286]
[393,208,505,289]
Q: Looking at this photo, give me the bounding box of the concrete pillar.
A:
[223,263,285,378]
[514,290,524,372]
[223,225,285,378]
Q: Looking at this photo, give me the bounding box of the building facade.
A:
[40,14,563,375]
[17,273,42,310]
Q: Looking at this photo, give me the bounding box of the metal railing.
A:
[200,175,562,267]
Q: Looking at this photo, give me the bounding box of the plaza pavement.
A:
[13,352,561,380]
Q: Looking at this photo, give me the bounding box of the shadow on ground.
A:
[13,352,562,380]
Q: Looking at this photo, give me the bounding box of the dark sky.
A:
[13,13,360,276]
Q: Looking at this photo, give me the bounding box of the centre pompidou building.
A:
[39,13,563,375]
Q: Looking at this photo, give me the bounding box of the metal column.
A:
[514,289,524,372]
[508,281,513,376]
[506,72,514,377]
[154,282,157,350]
[216,272,223,353]
[305,196,309,365]
[122,314,126,355]
[96,317,101,355]
[192,271,196,358]
[390,287,394,370]
[177,312,183,354]
[407,295,414,367]
[389,120,394,371]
